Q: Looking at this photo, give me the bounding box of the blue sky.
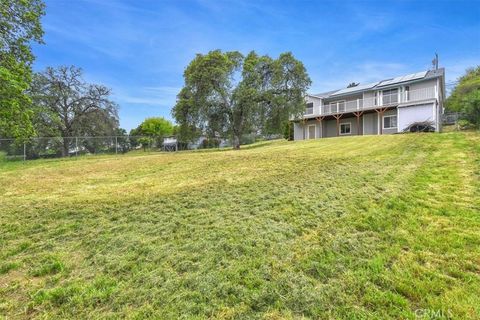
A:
[33,0,480,131]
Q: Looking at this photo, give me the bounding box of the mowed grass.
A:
[0,132,479,319]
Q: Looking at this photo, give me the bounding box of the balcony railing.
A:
[303,86,436,117]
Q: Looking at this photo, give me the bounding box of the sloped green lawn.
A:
[1,132,479,319]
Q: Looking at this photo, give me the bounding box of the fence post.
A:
[115,136,118,154]
[23,142,26,161]
[75,137,78,157]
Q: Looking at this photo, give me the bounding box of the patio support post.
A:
[353,111,364,136]
[333,114,342,136]
[375,108,388,135]
[315,117,325,138]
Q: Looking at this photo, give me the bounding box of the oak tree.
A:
[173,50,310,149]
[31,66,119,156]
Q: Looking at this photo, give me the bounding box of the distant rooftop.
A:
[309,68,444,98]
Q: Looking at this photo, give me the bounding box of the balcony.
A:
[303,86,436,117]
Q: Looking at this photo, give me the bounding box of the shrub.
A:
[457,119,475,130]
[201,138,221,149]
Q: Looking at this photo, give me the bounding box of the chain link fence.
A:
[443,112,464,125]
[1,136,140,161]
[0,133,277,161]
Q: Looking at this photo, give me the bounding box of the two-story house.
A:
[293,68,445,140]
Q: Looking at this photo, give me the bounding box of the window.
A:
[329,102,336,113]
[382,89,398,104]
[340,123,351,135]
[305,102,314,115]
[405,86,410,101]
[328,101,345,113]
[383,115,397,129]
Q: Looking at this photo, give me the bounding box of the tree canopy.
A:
[31,65,119,156]
[446,66,480,128]
[172,50,311,149]
[139,117,174,137]
[129,117,174,149]
[0,0,45,139]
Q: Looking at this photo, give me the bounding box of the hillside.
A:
[1,132,479,319]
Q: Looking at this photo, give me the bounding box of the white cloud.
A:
[113,86,181,107]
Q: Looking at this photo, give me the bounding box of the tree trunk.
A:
[232,134,241,150]
[62,137,69,157]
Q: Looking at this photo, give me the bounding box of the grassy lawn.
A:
[1,132,479,319]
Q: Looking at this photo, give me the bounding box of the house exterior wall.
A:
[294,119,320,140]
[294,104,435,139]
[382,109,398,134]
[324,119,337,137]
[305,95,323,115]
[363,113,378,135]
[409,79,436,91]
[398,103,435,132]
[299,116,361,138]
[294,122,304,140]
[436,101,442,132]
[293,70,444,140]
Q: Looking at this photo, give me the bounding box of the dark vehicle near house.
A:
[404,121,436,132]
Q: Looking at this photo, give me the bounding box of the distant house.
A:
[163,136,178,151]
[162,135,229,151]
[292,68,445,140]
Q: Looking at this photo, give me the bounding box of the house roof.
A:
[330,81,379,96]
[309,68,444,98]
[308,90,339,98]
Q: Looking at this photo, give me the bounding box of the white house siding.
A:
[294,123,304,140]
[398,103,435,132]
[436,101,442,132]
[362,91,376,106]
[306,95,323,115]
[409,79,436,91]
[294,70,444,140]
[294,120,321,140]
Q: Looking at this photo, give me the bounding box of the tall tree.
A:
[172,50,310,149]
[446,66,480,128]
[31,66,119,156]
[0,0,45,138]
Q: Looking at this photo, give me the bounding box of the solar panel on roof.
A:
[377,71,427,87]
[330,81,379,96]
[308,70,430,97]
